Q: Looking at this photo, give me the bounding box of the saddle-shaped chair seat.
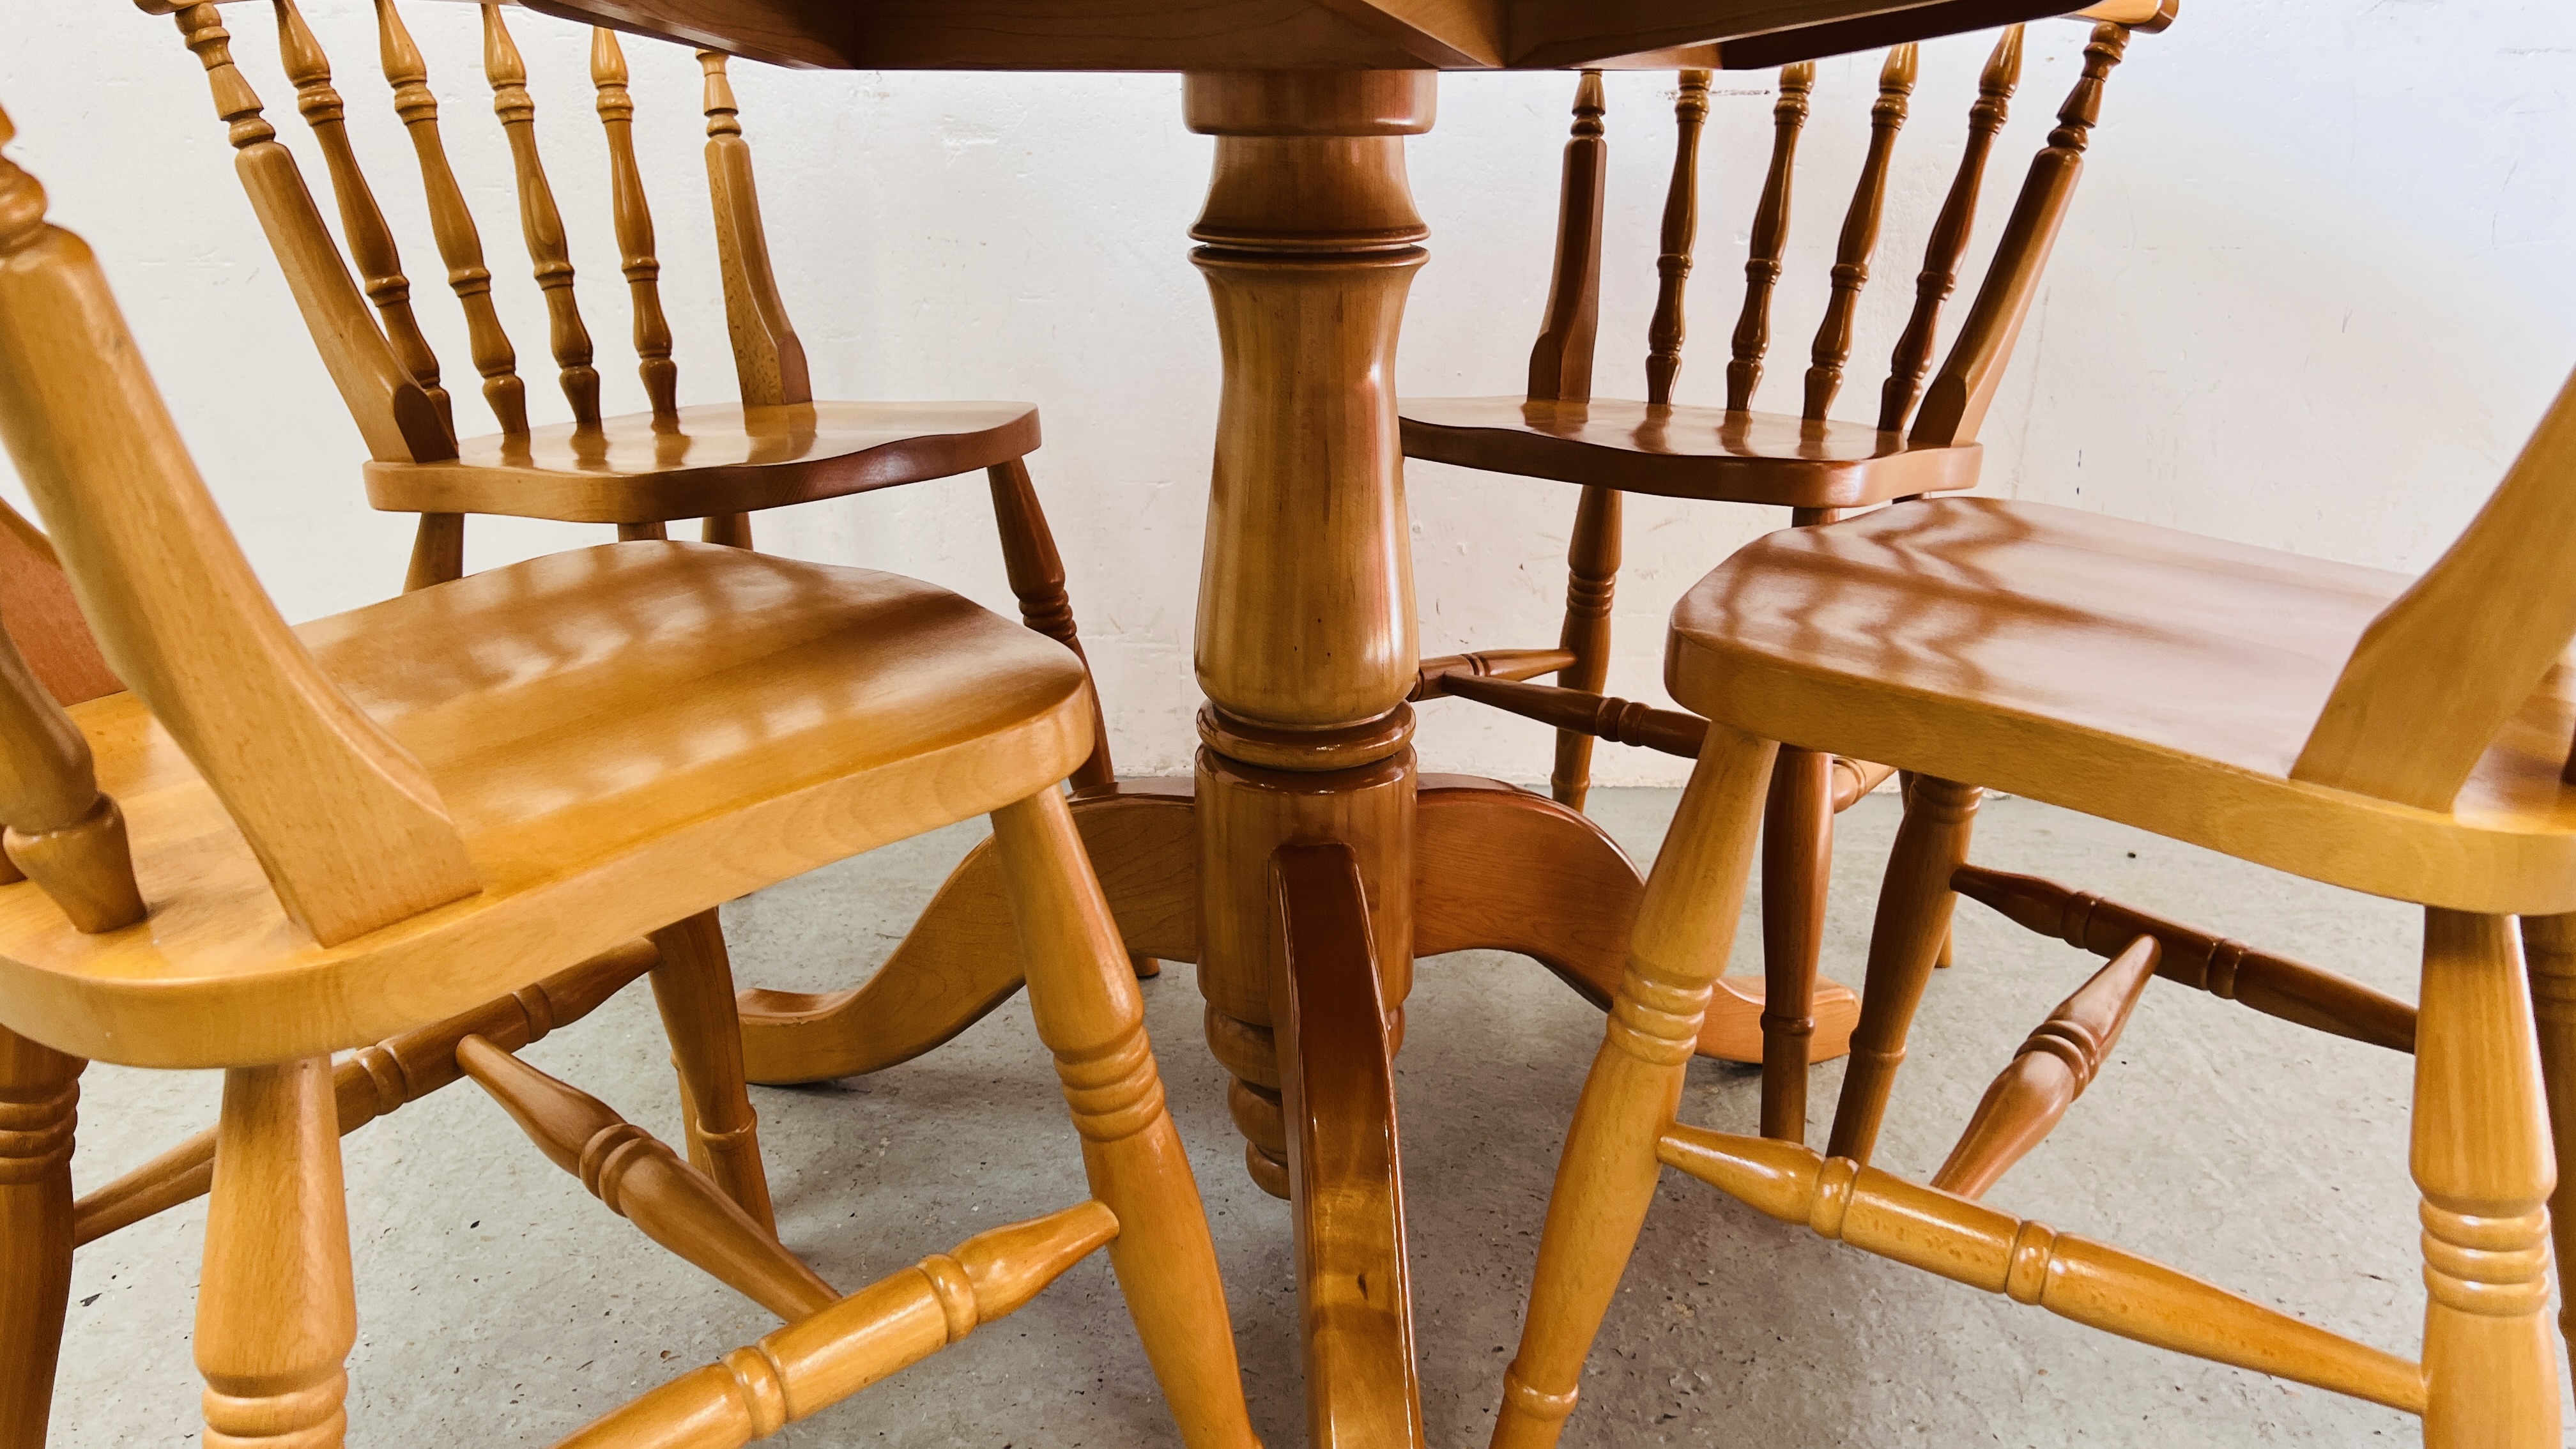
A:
[1669,496,2576,913]
[0,541,1091,1068]
[364,400,1040,525]
[1400,396,1980,508]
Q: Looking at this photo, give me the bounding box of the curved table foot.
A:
[1416,775,1855,1064]
[738,781,1197,1084]
[739,774,1853,1085]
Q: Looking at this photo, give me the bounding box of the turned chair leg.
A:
[1549,485,1621,811]
[2417,910,2559,1447]
[1492,723,1778,1449]
[2520,912,2576,1379]
[647,910,776,1234]
[701,512,755,548]
[1825,775,1981,1165]
[401,513,464,593]
[196,1057,356,1449]
[988,459,1115,793]
[1759,745,1832,1142]
[988,788,1258,1449]
[0,1029,79,1449]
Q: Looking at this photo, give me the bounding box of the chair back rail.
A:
[0,109,480,946]
[1522,69,1605,405]
[700,50,811,406]
[2293,369,2576,811]
[1907,22,2129,447]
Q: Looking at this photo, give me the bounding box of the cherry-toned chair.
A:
[1487,365,2576,1446]
[1402,4,2169,1098]
[0,105,1255,1449]
[140,0,1118,791]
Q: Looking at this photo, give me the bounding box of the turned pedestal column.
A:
[1184,72,1433,1199]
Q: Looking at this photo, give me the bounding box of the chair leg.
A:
[647,910,776,1234]
[988,788,1258,1449]
[1548,485,1621,811]
[0,1030,78,1449]
[2520,912,2576,1381]
[2417,910,2559,1448]
[701,513,754,548]
[989,459,1115,793]
[1759,744,1832,1142]
[195,1057,355,1449]
[1825,775,1981,1165]
[402,513,464,593]
[1492,723,1777,1449]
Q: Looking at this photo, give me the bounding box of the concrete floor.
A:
[49,788,2568,1445]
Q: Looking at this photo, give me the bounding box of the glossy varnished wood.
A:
[1499,372,2576,1445]
[1273,843,1425,1449]
[1668,496,2576,914]
[0,544,1092,1066]
[0,1029,79,1449]
[72,939,661,1246]
[364,400,1041,525]
[1400,395,1980,507]
[1927,932,2156,1198]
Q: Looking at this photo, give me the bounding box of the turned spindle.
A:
[1643,70,1710,408]
[1930,933,2157,1199]
[459,1036,836,1320]
[1725,63,1813,413]
[591,27,679,424]
[273,0,451,434]
[482,3,602,431]
[1803,45,1917,422]
[1879,26,2021,434]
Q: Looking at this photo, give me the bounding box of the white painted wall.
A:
[4,3,2571,785]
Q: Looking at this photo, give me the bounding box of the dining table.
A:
[516,3,2147,1443]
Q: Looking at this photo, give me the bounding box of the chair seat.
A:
[0,542,1092,1068]
[1399,395,1981,507]
[364,400,1041,524]
[1667,497,2576,915]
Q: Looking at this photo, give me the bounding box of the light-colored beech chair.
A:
[0,107,1255,1449]
[1402,6,2168,1103]
[1485,369,2576,1447]
[139,0,1119,791]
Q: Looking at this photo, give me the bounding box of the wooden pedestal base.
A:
[736,775,1857,1089]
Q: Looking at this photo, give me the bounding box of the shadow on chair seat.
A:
[0,542,1092,1068]
[1669,495,2576,912]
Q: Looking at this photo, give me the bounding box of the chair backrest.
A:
[2290,369,2576,812]
[140,0,811,460]
[0,102,481,944]
[1522,15,2155,447]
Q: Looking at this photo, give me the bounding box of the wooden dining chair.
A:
[0,107,1255,1449]
[1404,7,2169,1080]
[141,0,1117,793]
[1483,365,2576,1446]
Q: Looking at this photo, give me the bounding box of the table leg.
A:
[1185,69,1434,1447]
